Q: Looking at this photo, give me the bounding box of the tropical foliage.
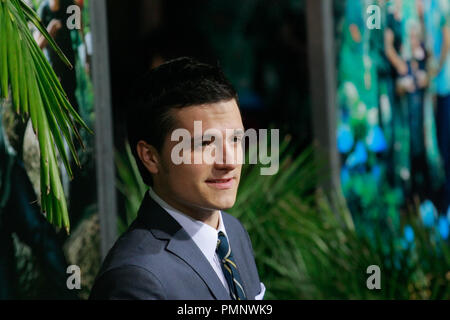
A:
[0,0,90,233]
[116,137,450,299]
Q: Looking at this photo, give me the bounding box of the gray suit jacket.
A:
[89,193,262,300]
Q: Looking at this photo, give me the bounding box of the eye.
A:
[231,135,242,143]
[200,136,215,148]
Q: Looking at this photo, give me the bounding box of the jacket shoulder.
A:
[89,264,166,300]
[95,220,164,277]
[221,211,249,237]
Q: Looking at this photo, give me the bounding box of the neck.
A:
[152,186,220,229]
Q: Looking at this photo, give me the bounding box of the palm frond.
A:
[0,0,92,233]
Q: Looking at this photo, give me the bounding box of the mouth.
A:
[205,177,235,190]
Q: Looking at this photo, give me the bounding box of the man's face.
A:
[153,99,244,217]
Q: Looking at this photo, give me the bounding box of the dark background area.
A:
[106,0,313,224]
[106,0,312,149]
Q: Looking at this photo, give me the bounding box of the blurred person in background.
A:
[33,0,88,215]
[384,0,411,192]
[34,0,79,113]
[396,18,430,200]
[423,0,450,212]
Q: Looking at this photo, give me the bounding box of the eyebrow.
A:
[189,129,245,144]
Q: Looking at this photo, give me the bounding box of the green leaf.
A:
[1,0,96,233]
[0,1,9,98]
[5,1,20,110]
[16,0,72,69]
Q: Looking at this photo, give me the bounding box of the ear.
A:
[136,140,160,175]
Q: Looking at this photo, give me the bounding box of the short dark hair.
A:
[127,57,239,186]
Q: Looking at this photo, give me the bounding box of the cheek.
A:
[166,163,208,189]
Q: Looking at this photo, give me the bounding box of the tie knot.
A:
[216,231,230,260]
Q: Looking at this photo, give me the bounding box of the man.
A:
[90,57,265,300]
[433,2,450,213]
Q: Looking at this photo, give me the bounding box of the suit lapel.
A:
[165,230,230,300]
[137,193,230,300]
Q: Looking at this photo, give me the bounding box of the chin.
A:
[211,195,237,210]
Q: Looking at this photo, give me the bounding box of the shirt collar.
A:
[148,187,227,263]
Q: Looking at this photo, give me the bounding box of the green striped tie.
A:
[216,231,247,300]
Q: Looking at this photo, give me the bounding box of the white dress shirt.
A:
[148,187,266,300]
